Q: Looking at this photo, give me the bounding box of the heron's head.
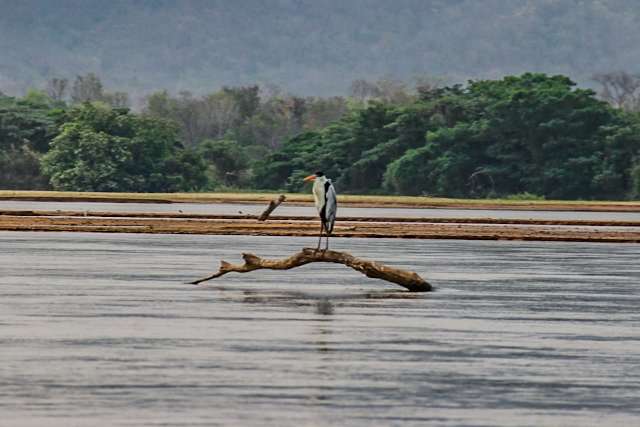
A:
[303,171,325,182]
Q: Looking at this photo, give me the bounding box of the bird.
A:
[303,171,337,251]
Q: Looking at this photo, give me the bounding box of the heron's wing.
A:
[312,179,325,212]
[324,181,337,234]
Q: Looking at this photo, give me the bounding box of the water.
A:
[2,200,640,221]
[1,231,639,426]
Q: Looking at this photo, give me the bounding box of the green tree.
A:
[199,138,249,186]
[630,162,640,200]
[253,102,398,192]
[256,72,639,200]
[0,91,61,189]
[383,73,628,199]
[383,121,491,196]
[222,85,260,122]
[341,102,435,192]
[41,103,206,192]
[0,91,60,152]
[474,74,616,198]
[592,114,640,199]
[0,146,50,189]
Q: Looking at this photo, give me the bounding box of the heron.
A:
[303,171,337,251]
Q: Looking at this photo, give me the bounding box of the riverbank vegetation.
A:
[2,72,640,200]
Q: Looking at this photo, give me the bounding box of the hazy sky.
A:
[1,0,638,96]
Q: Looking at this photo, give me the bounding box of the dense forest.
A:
[2,72,640,200]
[4,1,640,200]
[2,0,640,98]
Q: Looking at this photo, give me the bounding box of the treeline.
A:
[258,73,640,200]
[1,72,640,200]
[0,74,349,191]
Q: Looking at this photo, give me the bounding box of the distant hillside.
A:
[1,0,639,98]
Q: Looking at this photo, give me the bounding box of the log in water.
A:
[189,248,432,292]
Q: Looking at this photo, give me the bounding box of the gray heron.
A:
[303,171,337,250]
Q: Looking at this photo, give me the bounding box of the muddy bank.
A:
[2,210,640,227]
[1,212,639,243]
[3,191,640,211]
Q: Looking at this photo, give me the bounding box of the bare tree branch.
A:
[593,71,640,111]
[258,195,286,221]
[188,248,432,292]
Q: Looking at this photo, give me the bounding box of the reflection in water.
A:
[314,326,334,354]
[311,323,334,405]
[315,298,334,315]
[0,231,639,426]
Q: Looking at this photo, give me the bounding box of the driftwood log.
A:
[189,248,432,292]
[257,195,286,221]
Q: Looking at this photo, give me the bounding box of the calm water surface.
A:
[1,231,639,426]
[2,200,640,221]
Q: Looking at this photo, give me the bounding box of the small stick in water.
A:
[258,195,286,221]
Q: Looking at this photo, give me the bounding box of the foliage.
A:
[255,73,640,200]
[0,91,60,152]
[383,121,491,196]
[381,74,640,199]
[198,138,250,186]
[0,146,50,190]
[1,73,640,200]
[41,104,206,192]
[144,87,348,150]
[503,192,546,201]
[630,163,640,200]
[0,92,61,188]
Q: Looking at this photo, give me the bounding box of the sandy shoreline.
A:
[3,190,640,211]
[1,211,639,243]
[2,192,639,242]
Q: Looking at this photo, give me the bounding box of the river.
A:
[2,200,640,221]
[1,231,639,426]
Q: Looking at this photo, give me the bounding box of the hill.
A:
[1,0,640,98]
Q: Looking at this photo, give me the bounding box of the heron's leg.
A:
[317,222,324,250]
[325,234,329,251]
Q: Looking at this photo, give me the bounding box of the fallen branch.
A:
[188,248,431,292]
[258,194,286,221]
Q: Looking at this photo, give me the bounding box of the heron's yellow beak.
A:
[303,175,316,182]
